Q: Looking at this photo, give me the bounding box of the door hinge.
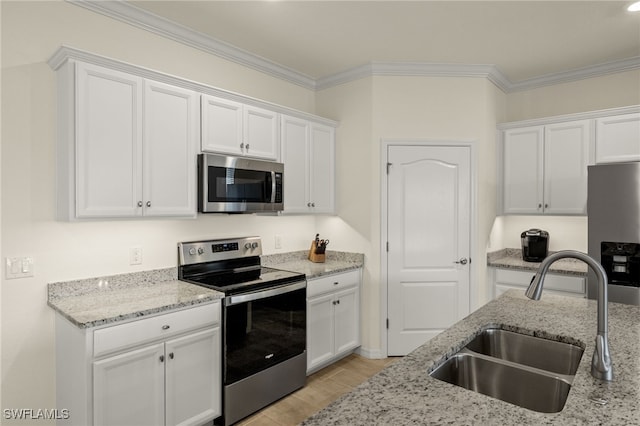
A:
[386,318,389,329]
[386,162,392,174]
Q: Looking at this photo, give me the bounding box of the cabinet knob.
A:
[544,203,549,209]
[146,201,151,207]
[336,299,340,305]
[169,352,174,360]
[161,325,170,330]
[240,142,244,150]
[138,201,143,207]
[538,203,542,209]
[307,202,312,207]
[333,281,339,286]
[159,355,165,362]
[246,144,250,151]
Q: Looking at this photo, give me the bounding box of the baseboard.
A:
[356,346,386,359]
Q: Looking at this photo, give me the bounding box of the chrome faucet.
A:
[525,250,613,381]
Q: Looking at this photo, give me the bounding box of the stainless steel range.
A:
[178,237,307,425]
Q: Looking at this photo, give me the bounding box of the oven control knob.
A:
[197,247,204,255]
[188,248,196,256]
[251,242,259,249]
[245,243,252,250]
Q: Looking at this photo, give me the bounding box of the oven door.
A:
[223,281,306,385]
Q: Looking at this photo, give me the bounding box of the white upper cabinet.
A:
[143,80,198,217]
[281,115,335,214]
[595,112,640,164]
[502,120,590,215]
[75,62,144,218]
[65,62,198,219]
[201,94,279,161]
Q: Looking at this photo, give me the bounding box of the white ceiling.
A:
[109,1,640,89]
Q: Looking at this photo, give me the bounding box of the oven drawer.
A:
[307,269,360,298]
[93,302,220,357]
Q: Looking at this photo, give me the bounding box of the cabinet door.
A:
[306,293,335,372]
[93,343,165,426]
[143,80,198,217]
[76,62,143,218]
[165,328,221,426]
[543,120,590,215]
[281,115,311,213]
[309,123,336,214]
[333,286,360,355]
[595,113,640,163]
[244,105,279,160]
[502,126,544,214]
[201,95,243,155]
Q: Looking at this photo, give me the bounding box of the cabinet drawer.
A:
[494,269,585,294]
[307,270,360,298]
[93,302,220,357]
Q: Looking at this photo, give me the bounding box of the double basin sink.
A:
[429,327,585,413]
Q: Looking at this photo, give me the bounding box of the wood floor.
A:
[237,354,397,426]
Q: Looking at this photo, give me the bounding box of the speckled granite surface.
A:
[303,290,640,425]
[262,250,364,279]
[488,248,588,277]
[48,268,223,329]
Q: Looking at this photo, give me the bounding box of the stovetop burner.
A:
[177,237,305,296]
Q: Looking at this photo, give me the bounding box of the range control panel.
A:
[178,237,262,265]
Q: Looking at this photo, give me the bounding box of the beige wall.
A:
[506,70,640,122]
[316,76,506,353]
[1,1,318,419]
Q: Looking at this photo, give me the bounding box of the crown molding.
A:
[315,62,512,91]
[68,0,640,94]
[67,0,317,90]
[497,104,640,130]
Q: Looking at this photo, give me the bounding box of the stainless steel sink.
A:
[430,352,573,413]
[465,328,584,376]
[429,327,584,413]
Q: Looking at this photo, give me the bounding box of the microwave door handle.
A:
[270,171,276,203]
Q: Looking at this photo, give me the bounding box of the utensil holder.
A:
[308,241,326,263]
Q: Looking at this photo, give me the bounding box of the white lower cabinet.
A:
[492,268,586,299]
[56,302,221,426]
[306,269,361,374]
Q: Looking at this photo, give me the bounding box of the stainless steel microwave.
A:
[198,154,284,213]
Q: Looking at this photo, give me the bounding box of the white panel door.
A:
[310,123,336,214]
[595,113,640,163]
[76,62,143,218]
[544,120,590,215]
[201,95,243,155]
[281,115,310,213]
[387,145,471,356]
[93,343,165,426]
[306,293,335,370]
[143,80,198,217]
[244,105,279,160]
[165,328,220,426]
[502,126,544,214]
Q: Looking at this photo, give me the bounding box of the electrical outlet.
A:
[275,234,282,249]
[130,247,142,265]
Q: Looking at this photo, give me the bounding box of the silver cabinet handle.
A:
[454,258,468,265]
[138,201,143,207]
[146,201,151,207]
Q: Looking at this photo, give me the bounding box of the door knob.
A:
[454,258,468,265]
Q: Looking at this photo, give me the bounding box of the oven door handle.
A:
[270,171,276,203]
[226,280,306,306]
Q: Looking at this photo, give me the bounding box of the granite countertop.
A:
[303,290,640,425]
[488,248,588,277]
[48,267,223,329]
[48,250,363,329]
[262,250,364,279]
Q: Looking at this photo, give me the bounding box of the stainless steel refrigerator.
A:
[587,161,640,305]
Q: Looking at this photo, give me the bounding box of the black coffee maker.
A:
[521,229,549,262]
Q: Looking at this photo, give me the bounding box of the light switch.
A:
[5,257,35,279]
